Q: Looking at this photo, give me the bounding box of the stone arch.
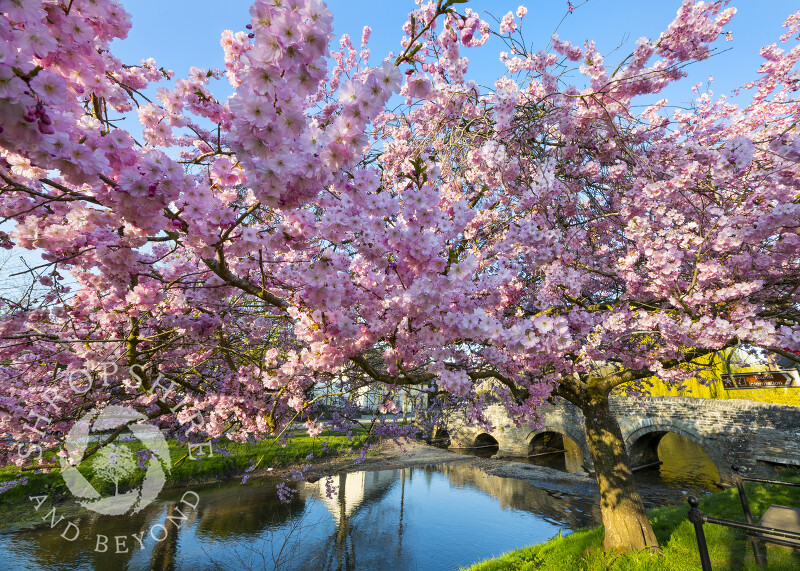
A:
[528,430,569,455]
[526,426,592,472]
[472,433,500,457]
[624,424,723,475]
[429,427,450,447]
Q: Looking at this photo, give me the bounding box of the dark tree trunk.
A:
[582,397,659,551]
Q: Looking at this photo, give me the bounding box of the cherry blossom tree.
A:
[1,0,799,552]
[369,0,799,549]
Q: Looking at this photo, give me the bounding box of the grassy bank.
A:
[0,429,368,527]
[466,470,800,571]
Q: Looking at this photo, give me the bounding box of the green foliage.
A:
[465,470,800,571]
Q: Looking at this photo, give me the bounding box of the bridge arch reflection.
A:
[626,425,722,482]
[527,430,587,473]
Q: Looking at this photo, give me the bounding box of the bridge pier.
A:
[446,423,530,457]
[444,397,800,483]
[484,425,530,457]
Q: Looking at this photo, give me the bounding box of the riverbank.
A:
[0,429,376,530]
[4,434,797,569]
[464,468,800,571]
[301,439,597,485]
[0,434,724,537]
[0,433,595,531]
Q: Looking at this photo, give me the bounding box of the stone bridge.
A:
[445,397,800,483]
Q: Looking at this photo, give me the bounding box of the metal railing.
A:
[687,465,800,570]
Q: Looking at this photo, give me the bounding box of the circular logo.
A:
[60,406,171,516]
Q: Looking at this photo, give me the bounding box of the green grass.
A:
[0,429,368,527]
[465,470,800,571]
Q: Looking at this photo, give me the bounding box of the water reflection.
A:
[634,432,721,507]
[525,433,585,474]
[0,435,718,571]
[516,431,720,507]
[438,463,600,529]
[192,482,306,539]
[0,464,596,571]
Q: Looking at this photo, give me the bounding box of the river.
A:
[0,433,718,570]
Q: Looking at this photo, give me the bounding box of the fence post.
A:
[732,465,767,568]
[688,496,713,571]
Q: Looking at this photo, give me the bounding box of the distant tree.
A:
[94,445,137,495]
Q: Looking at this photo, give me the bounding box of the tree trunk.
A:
[582,397,659,551]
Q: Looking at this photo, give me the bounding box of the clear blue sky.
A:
[111,0,799,108]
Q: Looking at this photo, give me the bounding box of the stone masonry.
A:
[446,396,800,483]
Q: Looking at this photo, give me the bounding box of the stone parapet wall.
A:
[446,397,800,483]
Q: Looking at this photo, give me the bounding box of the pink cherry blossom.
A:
[1,0,799,551]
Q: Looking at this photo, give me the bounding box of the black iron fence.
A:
[687,466,800,570]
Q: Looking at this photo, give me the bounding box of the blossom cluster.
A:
[0,0,798,496]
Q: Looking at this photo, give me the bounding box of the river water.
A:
[517,432,721,508]
[0,433,717,571]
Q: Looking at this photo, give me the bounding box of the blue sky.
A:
[3,1,798,298]
[110,0,800,108]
